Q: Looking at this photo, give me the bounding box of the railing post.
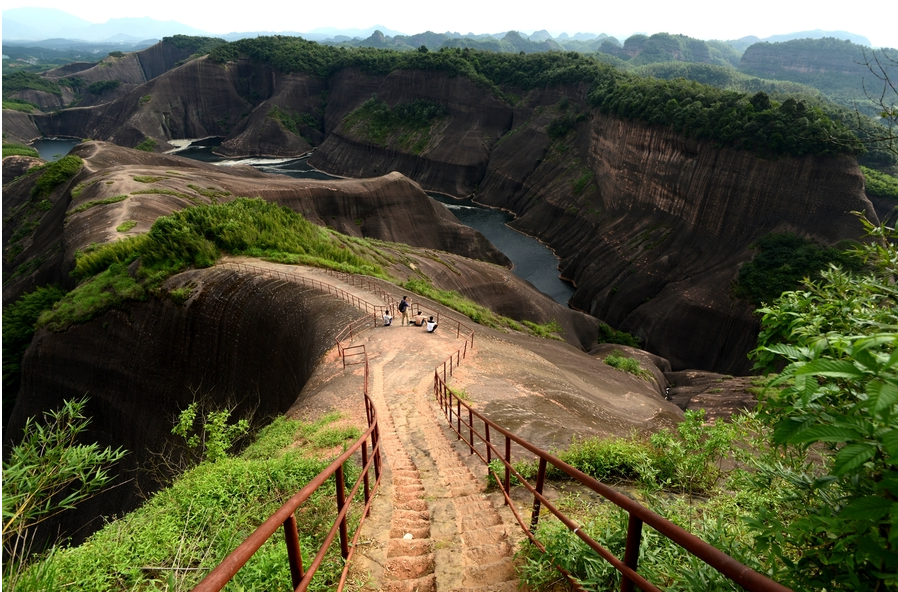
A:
[362,441,371,515]
[621,515,644,592]
[456,398,461,440]
[335,464,349,560]
[283,514,304,589]
[485,424,491,464]
[463,340,467,360]
[468,408,474,455]
[504,436,511,504]
[529,458,548,534]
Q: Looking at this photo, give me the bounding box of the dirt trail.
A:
[222,259,522,591]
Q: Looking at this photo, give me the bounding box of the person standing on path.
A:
[398,296,411,326]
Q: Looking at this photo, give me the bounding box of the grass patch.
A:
[133,175,166,183]
[68,195,128,215]
[2,142,39,158]
[187,184,231,203]
[131,187,198,203]
[2,100,36,113]
[12,412,361,591]
[116,220,137,232]
[38,264,145,331]
[29,155,82,198]
[603,350,653,381]
[46,199,385,331]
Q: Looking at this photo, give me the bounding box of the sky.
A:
[3,0,897,48]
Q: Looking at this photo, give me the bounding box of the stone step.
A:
[381,574,437,592]
[384,554,435,579]
[461,558,518,587]
[387,538,434,558]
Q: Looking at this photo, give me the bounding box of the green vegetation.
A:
[342,96,448,153]
[134,137,157,152]
[1,286,67,414]
[40,199,385,331]
[2,142,39,158]
[2,100,36,113]
[207,37,867,159]
[1,71,62,96]
[746,219,898,591]
[107,51,125,58]
[861,166,898,199]
[596,323,640,347]
[602,350,653,381]
[139,94,152,104]
[131,187,195,201]
[68,195,128,214]
[400,276,561,339]
[172,403,250,463]
[267,105,321,137]
[29,155,82,198]
[735,232,860,305]
[490,410,740,495]
[516,220,898,591]
[116,220,137,232]
[8,411,359,591]
[133,175,166,183]
[161,34,228,57]
[87,79,120,95]
[2,398,126,588]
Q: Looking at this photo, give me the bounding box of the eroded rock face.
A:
[6,48,877,371]
[6,267,363,545]
[475,106,874,373]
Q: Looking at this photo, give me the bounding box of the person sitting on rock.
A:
[412,310,426,326]
[426,316,438,333]
[383,309,393,326]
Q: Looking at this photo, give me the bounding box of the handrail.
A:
[193,264,386,592]
[433,374,792,592]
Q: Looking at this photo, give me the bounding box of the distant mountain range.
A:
[0,7,874,48]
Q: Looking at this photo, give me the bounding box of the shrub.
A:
[87,79,120,95]
[735,232,861,306]
[2,100,35,113]
[2,397,126,583]
[116,220,137,232]
[861,165,898,199]
[2,142,39,158]
[596,323,640,347]
[134,137,157,152]
[603,350,653,380]
[29,155,82,198]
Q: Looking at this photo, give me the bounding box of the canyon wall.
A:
[6,53,878,372]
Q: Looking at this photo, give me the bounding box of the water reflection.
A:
[29,138,81,162]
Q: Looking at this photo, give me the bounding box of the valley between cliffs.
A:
[6,41,874,372]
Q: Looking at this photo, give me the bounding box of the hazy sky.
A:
[4,0,897,47]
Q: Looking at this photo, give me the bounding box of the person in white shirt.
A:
[383,309,393,326]
[426,316,437,333]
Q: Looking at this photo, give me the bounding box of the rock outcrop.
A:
[2,141,509,304]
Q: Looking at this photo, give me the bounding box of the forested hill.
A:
[740,37,896,112]
[207,36,866,161]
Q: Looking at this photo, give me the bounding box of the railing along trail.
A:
[198,261,790,592]
[193,263,388,592]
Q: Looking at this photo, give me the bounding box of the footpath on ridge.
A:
[222,258,524,592]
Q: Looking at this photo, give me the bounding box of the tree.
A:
[852,48,898,161]
[748,218,898,591]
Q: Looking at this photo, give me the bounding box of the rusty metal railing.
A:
[193,264,386,592]
[433,375,791,592]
